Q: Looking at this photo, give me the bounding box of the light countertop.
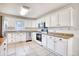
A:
[42,32,74,39]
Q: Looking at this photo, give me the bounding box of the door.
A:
[54,37,67,56]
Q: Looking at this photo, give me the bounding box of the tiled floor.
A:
[7,41,56,56]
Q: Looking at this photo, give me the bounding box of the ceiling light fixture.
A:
[20,6,30,16]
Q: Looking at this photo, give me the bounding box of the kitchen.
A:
[0,3,79,56]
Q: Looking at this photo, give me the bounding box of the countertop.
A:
[5,28,74,39]
[42,32,74,39]
[5,28,39,33]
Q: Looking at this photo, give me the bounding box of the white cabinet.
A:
[25,20,32,27]
[31,20,37,27]
[42,34,47,47]
[31,32,36,40]
[7,32,26,43]
[58,7,71,26]
[0,38,8,56]
[41,34,68,56]
[20,33,26,41]
[44,15,51,27]
[38,17,45,23]
[50,12,59,26]
[0,45,5,56]
[54,37,67,56]
[47,36,55,51]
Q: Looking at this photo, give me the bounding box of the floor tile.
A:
[6,41,56,56]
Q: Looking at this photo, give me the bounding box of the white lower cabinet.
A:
[47,36,54,51]
[42,34,68,56]
[42,34,47,47]
[31,32,36,40]
[54,37,68,56]
[0,39,7,56]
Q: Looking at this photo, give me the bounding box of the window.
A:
[15,21,24,30]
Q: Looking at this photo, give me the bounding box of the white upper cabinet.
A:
[36,17,45,27]
[40,7,72,27]
[58,7,71,26]
[25,20,33,27]
[37,6,79,27]
[31,20,37,27]
[50,12,59,27]
[44,15,51,27]
[39,17,45,23]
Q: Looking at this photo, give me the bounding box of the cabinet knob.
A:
[4,43,6,45]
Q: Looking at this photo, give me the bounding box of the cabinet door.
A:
[31,32,36,40]
[31,20,36,27]
[25,20,32,27]
[50,12,59,26]
[0,38,8,56]
[42,34,47,47]
[20,33,26,41]
[54,37,67,56]
[47,36,54,51]
[44,15,51,27]
[59,8,71,26]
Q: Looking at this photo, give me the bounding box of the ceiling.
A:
[0,3,68,19]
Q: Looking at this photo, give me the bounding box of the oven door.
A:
[36,33,42,42]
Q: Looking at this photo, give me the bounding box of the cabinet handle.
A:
[59,39,62,41]
[50,37,52,38]
[54,41,56,43]
[4,48,6,50]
